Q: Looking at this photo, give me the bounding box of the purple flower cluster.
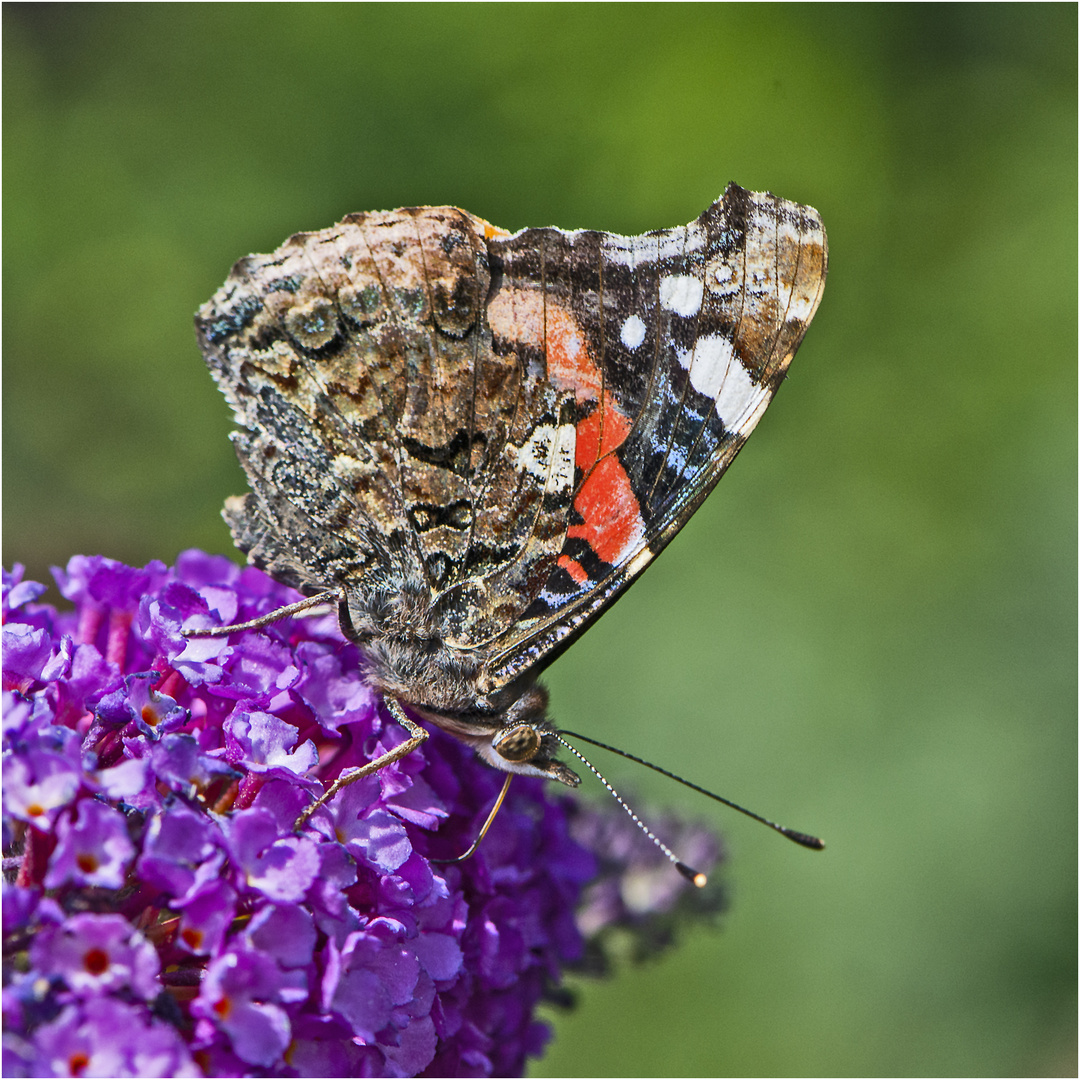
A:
[2,553,721,1077]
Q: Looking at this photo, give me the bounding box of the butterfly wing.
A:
[478,184,827,690]
[196,206,586,640]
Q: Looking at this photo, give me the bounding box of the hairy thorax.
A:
[338,576,579,786]
[340,577,504,717]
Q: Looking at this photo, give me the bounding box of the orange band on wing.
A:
[573,401,632,470]
[557,553,590,586]
[568,455,644,567]
[487,289,646,577]
[545,306,603,400]
[545,303,644,570]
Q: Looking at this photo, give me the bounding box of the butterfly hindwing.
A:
[197,207,581,642]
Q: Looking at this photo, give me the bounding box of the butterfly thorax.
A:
[338,576,580,786]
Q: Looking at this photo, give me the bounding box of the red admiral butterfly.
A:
[194,183,827,860]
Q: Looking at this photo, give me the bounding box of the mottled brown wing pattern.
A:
[196,207,583,644]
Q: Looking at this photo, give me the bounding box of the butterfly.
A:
[193,182,827,853]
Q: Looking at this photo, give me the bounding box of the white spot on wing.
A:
[514,423,576,493]
[659,274,704,317]
[677,333,771,432]
[624,546,654,578]
[548,422,577,493]
[620,314,646,350]
[675,333,735,398]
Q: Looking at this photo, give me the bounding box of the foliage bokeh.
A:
[4,5,1076,1076]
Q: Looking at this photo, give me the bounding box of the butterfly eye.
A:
[493,724,541,763]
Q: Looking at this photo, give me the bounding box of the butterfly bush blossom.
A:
[2,553,722,1077]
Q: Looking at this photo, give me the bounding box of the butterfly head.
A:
[475,720,581,787]
[414,682,581,787]
[475,684,581,786]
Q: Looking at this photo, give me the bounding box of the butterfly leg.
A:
[431,773,513,864]
[293,697,428,831]
[183,588,344,637]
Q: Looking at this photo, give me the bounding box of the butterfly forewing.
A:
[482,185,827,688]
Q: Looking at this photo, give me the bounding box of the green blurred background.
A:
[4,5,1076,1076]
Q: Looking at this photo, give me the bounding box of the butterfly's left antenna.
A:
[554,735,710,887]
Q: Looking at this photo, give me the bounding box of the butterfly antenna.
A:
[554,735,708,887]
[431,774,514,865]
[560,729,825,852]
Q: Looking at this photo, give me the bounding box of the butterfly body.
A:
[195,184,827,789]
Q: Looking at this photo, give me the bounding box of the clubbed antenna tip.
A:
[782,829,826,851]
[676,862,709,888]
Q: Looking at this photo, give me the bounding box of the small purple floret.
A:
[30,912,160,1000]
[3,553,722,1076]
[43,799,135,890]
